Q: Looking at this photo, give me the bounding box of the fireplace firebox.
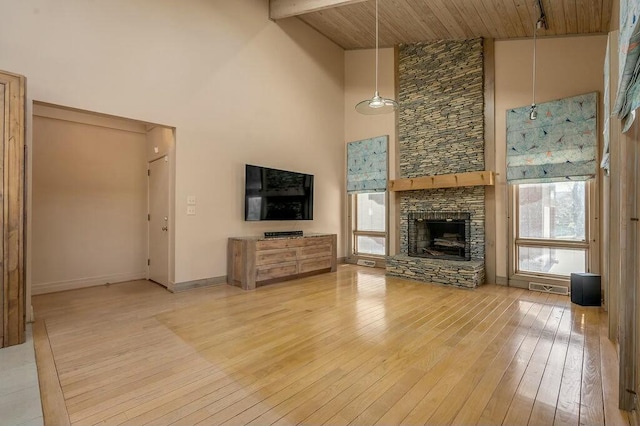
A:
[408,212,471,261]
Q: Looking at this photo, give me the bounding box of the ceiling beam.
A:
[270,0,368,20]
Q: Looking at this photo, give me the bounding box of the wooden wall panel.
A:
[618,119,639,411]
[636,121,640,422]
[0,70,26,348]
[0,83,4,347]
[603,29,639,413]
[607,32,620,342]
[484,39,497,284]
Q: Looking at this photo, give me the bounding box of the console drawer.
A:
[298,244,332,260]
[256,261,298,282]
[255,248,297,266]
[302,236,332,247]
[299,256,332,273]
[256,238,306,250]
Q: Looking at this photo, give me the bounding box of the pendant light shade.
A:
[355,0,397,115]
[355,91,397,114]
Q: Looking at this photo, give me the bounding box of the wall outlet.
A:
[187,205,196,215]
[187,195,196,205]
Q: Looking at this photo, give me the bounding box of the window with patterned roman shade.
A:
[506,92,598,184]
[613,0,640,132]
[346,136,388,193]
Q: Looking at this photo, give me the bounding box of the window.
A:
[352,192,386,256]
[515,181,588,277]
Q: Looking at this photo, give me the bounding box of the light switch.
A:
[153,146,159,154]
[187,195,196,205]
[187,206,196,215]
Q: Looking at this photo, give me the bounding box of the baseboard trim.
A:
[495,276,508,286]
[32,271,147,295]
[337,257,347,264]
[172,275,227,292]
[345,256,386,268]
[506,278,529,289]
[509,275,569,291]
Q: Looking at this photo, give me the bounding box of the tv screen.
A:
[245,164,314,221]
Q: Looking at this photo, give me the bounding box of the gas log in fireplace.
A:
[408,212,471,261]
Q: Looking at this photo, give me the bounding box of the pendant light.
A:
[355,0,397,115]
[530,0,548,120]
[530,24,538,120]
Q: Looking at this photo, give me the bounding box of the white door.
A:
[148,156,169,287]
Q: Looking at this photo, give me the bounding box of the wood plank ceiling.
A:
[271,0,613,50]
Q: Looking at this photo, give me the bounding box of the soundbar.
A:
[264,230,303,238]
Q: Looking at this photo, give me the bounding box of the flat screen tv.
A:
[245,164,314,221]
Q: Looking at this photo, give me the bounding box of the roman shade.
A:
[613,0,640,132]
[506,92,598,184]
[346,135,388,193]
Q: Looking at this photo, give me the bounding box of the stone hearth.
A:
[387,255,484,289]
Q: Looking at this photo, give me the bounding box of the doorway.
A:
[31,103,175,294]
[148,156,169,287]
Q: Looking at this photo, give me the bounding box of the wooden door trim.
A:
[0,69,26,347]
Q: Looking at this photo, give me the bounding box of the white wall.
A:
[0,0,345,286]
[494,35,607,282]
[32,106,148,294]
[344,48,398,255]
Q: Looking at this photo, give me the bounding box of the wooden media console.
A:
[227,233,337,290]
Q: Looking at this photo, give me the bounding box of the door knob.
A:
[162,226,168,231]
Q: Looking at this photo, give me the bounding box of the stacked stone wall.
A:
[398,39,485,178]
[388,38,486,288]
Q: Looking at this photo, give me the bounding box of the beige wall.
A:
[0,0,345,287]
[32,106,148,294]
[147,127,174,162]
[344,48,398,255]
[493,35,608,282]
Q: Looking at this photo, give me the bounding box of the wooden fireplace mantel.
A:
[388,171,495,192]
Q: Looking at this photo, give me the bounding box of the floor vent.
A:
[529,282,569,295]
[357,259,376,267]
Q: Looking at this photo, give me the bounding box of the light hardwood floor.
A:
[32,265,629,425]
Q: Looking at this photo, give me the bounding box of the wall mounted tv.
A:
[245,164,314,221]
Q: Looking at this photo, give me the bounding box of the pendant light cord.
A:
[375,0,379,94]
[532,21,537,106]
[354,0,397,113]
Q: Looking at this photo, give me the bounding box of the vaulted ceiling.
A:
[270,0,614,49]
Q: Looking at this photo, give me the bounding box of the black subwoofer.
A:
[570,273,601,306]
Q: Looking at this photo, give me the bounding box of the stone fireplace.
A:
[408,212,471,261]
[386,38,486,289]
[387,187,486,288]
